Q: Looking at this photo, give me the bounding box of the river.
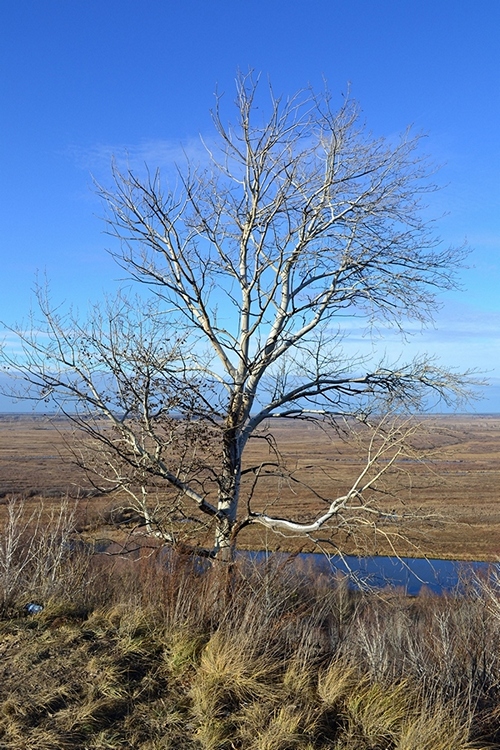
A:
[246,551,499,595]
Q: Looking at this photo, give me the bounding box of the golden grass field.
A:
[0,413,499,561]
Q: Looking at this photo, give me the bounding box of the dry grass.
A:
[1,415,500,746]
[0,505,499,749]
[1,413,500,560]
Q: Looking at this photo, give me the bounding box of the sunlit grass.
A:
[0,502,499,748]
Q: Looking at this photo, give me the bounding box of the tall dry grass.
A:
[0,497,498,748]
[0,496,96,616]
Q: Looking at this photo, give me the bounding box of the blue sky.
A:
[0,0,499,411]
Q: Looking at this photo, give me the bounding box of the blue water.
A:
[245,551,498,595]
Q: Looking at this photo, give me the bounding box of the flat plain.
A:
[0,413,499,561]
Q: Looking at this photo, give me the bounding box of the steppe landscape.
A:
[2,2,499,746]
[1,413,500,749]
[0,412,498,561]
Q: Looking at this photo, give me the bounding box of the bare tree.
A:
[1,74,471,558]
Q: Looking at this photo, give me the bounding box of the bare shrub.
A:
[0,496,91,615]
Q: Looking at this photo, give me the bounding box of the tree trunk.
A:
[214,411,242,560]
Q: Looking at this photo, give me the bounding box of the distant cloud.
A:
[420,308,500,344]
[65,136,213,183]
[324,302,499,380]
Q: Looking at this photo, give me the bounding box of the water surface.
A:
[247,551,497,595]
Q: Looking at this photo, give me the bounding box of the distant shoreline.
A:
[2,411,500,419]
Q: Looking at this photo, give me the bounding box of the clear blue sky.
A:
[0,0,499,410]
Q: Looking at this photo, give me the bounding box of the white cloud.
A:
[65,136,214,183]
[322,302,499,380]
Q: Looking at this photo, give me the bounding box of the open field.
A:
[0,413,499,561]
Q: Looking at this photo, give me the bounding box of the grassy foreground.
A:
[0,500,499,749]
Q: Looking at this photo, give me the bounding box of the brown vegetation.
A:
[0,413,499,561]
[0,518,499,749]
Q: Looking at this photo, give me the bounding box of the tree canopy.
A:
[1,74,471,558]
